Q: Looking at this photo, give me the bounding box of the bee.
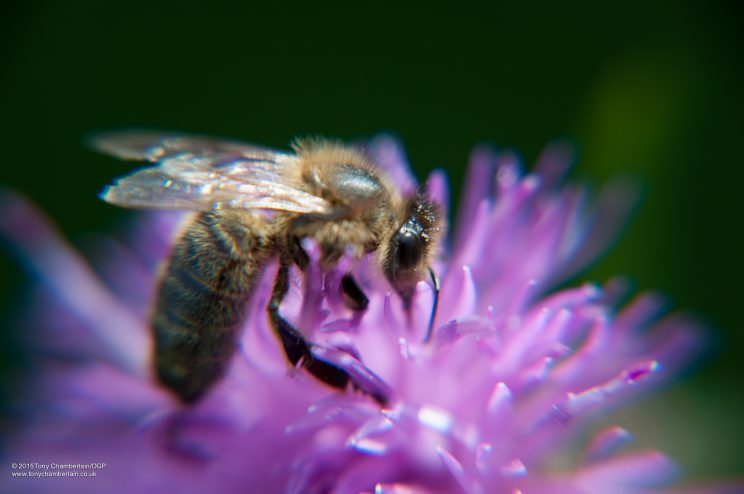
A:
[94,132,443,405]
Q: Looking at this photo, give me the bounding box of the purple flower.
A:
[0,136,733,493]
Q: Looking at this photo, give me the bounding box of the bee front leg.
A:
[341,273,369,311]
[268,263,350,390]
[289,233,368,312]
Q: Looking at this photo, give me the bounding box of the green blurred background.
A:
[1,0,742,482]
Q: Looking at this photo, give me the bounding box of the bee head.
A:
[381,195,443,308]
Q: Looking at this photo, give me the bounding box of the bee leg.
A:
[268,263,351,391]
[340,273,369,311]
[288,235,309,270]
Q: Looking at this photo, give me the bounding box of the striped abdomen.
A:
[152,210,269,402]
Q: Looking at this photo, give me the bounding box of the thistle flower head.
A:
[0,136,724,493]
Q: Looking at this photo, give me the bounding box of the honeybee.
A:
[95,132,443,405]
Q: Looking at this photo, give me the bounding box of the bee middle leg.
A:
[268,262,351,390]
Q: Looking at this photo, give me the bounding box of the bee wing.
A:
[93,132,332,214]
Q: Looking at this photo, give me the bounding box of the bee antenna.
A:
[423,267,440,343]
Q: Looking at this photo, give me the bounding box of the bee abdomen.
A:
[153,210,268,403]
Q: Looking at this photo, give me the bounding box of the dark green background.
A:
[2,1,742,481]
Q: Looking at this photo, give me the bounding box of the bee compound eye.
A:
[395,230,423,270]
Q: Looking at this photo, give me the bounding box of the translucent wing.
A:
[93,131,332,214]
